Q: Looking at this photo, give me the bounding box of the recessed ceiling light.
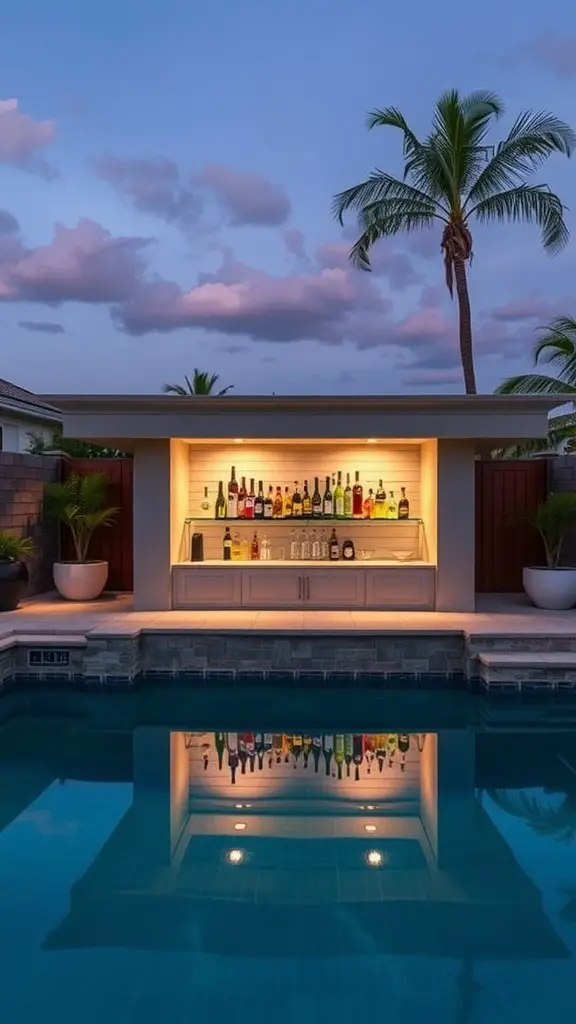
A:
[233,438,244,444]
[234,822,247,831]
[364,824,377,833]
[226,849,245,865]
[366,438,378,444]
[366,850,384,867]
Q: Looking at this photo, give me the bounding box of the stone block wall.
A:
[0,452,61,594]
[549,455,576,564]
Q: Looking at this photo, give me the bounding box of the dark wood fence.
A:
[63,458,133,591]
[475,459,548,593]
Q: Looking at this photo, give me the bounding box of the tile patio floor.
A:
[0,592,574,638]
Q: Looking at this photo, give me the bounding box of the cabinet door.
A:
[364,568,435,610]
[173,569,242,608]
[241,569,303,608]
[305,570,365,609]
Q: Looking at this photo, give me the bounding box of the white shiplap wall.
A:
[181,443,424,561]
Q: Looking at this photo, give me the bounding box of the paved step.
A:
[477,650,576,690]
[478,652,576,669]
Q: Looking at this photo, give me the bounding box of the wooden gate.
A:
[63,458,133,591]
[475,459,548,593]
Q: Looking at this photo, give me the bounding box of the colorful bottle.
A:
[201,486,210,515]
[264,487,274,518]
[386,490,398,519]
[374,481,386,519]
[312,477,322,517]
[398,488,409,519]
[322,734,334,776]
[343,473,352,517]
[251,532,259,559]
[312,736,322,773]
[223,526,232,560]
[215,481,226,519]
[227,466,238,518]
[363,488,374,519]
[214,732,226,771]
[352,471,363,518]
[322,475,333,517]
[291,733,303,769]
[302,480,311,516]
[334,734,344,780]
[245,478,255,519]
[283,486,293,517]
[254,481,264,518]
[344,734,353,778]
[237,477,247,518]
[352,734,364,781]
[273,486,283,518]
[376,735,387,773]
[292,482,302,517]
[334,471,344,517]
[227,732,239,785]
[329,528,340,561]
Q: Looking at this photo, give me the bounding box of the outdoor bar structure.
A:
[47,394,558,614]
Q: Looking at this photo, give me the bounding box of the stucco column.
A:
[133,439,172,610]
[435,439,476,612]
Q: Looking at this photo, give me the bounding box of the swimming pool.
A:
[1,689,576,1021]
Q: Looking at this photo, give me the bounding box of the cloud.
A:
[283,228,310,268]
[404,227,439,261]
[0,98,57,178]
[195,163,291,225]
[93,156,203,232]
[315,240,423,290]
[0,217,152,304]
[18,320,65,334]
[522,33,576,78]
[0,209,19,234]
[402,368,463,386]
[489,299,551,322]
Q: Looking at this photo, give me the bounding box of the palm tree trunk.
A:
[454,259,477,395]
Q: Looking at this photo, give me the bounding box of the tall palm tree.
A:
[496,316,576,454]
[162,369,233,396]
[332,90,574,394]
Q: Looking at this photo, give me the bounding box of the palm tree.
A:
[332,90,574,394]
[496,316,576,454]
[162,369,233,396]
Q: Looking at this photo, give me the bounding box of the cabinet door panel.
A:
[305,570,365,608]
[364,568,435,610]
[241,569,303,608]
[173,569,242,608]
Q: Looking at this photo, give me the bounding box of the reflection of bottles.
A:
[344,734,353,778]
[364,735,375,774]
[264,733,273,768]
[246,732,255,773]
[353,734,364,781]
[255,732,265,770]
[227,732,238,785]
[416,734,426,752]
[289,530,299,560]
[322,734,333,776]
[334,735,344,780]
[201,740,210,771]
[291,733,303,769]
[387,732,397,768]
[303,736,312,769]
[273,734,283,763]
[312,736,322,773]
[398,733,410,772]
[238,734,248,775]
[376,735,387,773]
[214,732,226,771]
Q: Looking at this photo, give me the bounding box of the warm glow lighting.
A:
[366,438,378,443]
[366,805,375,811]
[234,803,251,809]
[233,438,244,444]
[234,822,247,831]
[366,850,384,867]
[364,824,377,833]
[226,849,245,865]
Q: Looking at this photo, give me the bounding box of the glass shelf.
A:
[194,516,423,524]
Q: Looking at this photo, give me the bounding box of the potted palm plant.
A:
[0,531,35,611]
[45,472,119,601]
[523,492,576,609]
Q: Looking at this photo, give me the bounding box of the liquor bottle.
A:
[251,532,259,559]
[201,486,210,515]
[273,486,283,517]
[227,732,239,784]
[264,487,274,518]
[237,477,247,518]
[344,734,353,778]
[322,734,334,776]
[343,473,353,517]
[254,481,265,518]
[329,528,340,560]
[352,471,363,518]
[292,481,303,517]
[215,481,226,519]
[303,736,312,769]
[255,733,265,770]
[312,736,322,773]
[214,731,226,771]
[386,490,398,519]
[342,538,355,560]
[334,471,344,517]
[223,526,232,560]
[374,480,386,519]
[312,477,322,517]
[363,488,374,519]
[323,475,333,517]
[227,466,239,518]
[334,734,344,780]
[283,486,293,517]
[245,479,255,519]
[352,734,364,781]
[302,480,311,516]
[398,487,410,519]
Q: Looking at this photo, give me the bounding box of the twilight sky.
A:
[1,0,576,396]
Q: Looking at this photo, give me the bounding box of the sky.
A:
[1,0,576,396]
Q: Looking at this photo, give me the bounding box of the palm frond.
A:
[162,369,233,396]
[470,184,569,254]
[332,172,444,225]
[496,373,576,396]
[488,789,576,843]
[162,383,188,396]
[348,202,439,270]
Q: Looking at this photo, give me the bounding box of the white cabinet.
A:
[364,568,435,610]
[173,568,242,608]
[305,569,365,609]
[242,569,302,608]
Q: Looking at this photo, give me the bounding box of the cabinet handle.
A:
[298,575,302,599]
[306,576,310,600]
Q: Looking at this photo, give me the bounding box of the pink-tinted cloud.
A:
[283,228,310,267]
[0,99,56,179]
[18,320,65,334]
[195,163,291,225]
[0,218,152,305]
[523,33,576,78]
[94,156,203,232]
[489,299,552,322]
[315,240,422,290]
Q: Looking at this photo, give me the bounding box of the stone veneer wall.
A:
[549,455,576,565]
[0,452,61,594]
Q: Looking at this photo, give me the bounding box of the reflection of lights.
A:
[366,438,378,444]
[366,850,384,867]
[234,822,247,831]
[233,438,244,444]
[226,849,245,865]
[366,804,375,811]
[364,824,377,833]
[234,803,252,809]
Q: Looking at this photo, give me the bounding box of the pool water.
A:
[2,690,576,1021]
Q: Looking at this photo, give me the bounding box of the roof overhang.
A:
[39,394,567,449]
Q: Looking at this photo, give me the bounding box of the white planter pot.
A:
[53,561,109,602]
[523,566,576,610]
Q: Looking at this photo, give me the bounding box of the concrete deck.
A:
[0,592,574,639]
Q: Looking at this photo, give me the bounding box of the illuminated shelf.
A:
[194,516,423,524]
